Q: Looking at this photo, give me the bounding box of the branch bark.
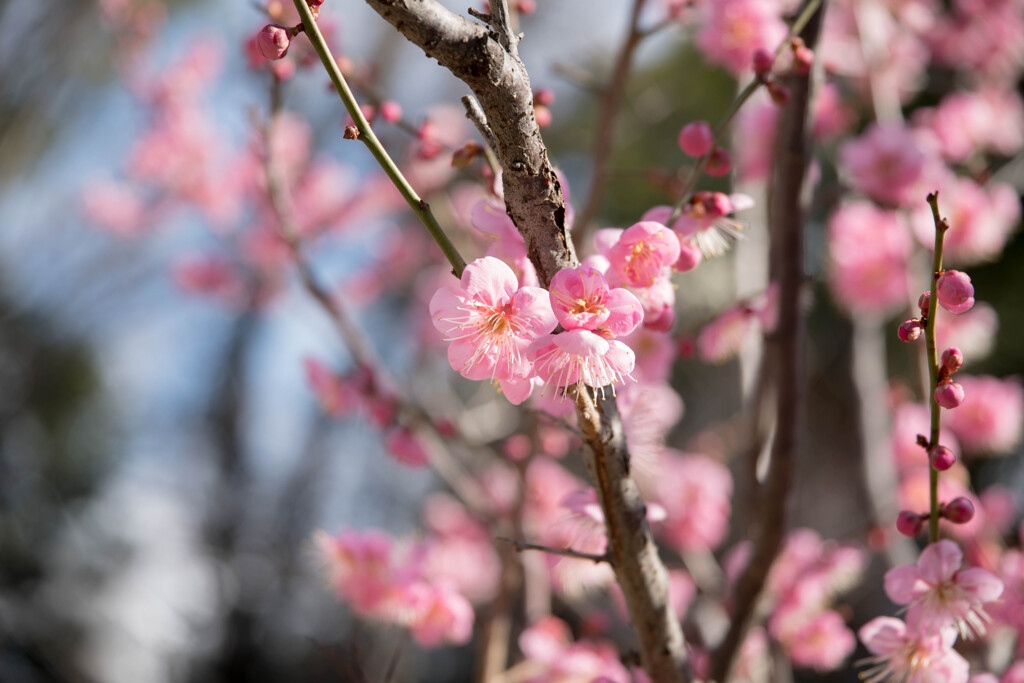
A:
[358,1,687,679]
[709,2,824,681]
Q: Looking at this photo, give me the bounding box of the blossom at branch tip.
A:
[430,256,556,404]
[884,539,1003,639]
[858,616,969,683]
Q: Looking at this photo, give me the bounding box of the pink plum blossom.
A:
[384,426,430,467]
[470,198,539,287]
[827,202,912,315]
[430,257,556,404]
[780,609,856,671]
[528,329,636,397]
[518,616,631,683]
[656,451,732,553]
[547,266,644,336]
[304,357,364,417]
[608,221,680,288]
[944,375,1024,454]
[678,120,714,157]
[858,616,969,683]
[885,539,1004,638]
[915,89,1024,163]
[695,0,788,76]
[839,123,933,207]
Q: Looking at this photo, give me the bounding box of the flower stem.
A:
[925,192,949,543]
[667,0,823,224]
[291,0,467,277]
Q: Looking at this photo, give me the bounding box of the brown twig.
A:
[497,537,609,563]
[709,2,824,681]
[575,0,650,238]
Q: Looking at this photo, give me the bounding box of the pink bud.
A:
[534,105,552,128]
[934,379,965,409]
[380,100,403,123]
[697,190,731,218]
[936,270,974,314]
[675,241,703,272]
[678,121,714,157]
[929,444,955,471]
[767,80,791,106]
[895,511,923,537]
[384,426,430,467]
[257,24,291,61]
[533,88,555,107]
[897,319,922,342]
[942,497,975,524]
[792,42,814,74]
[940,347,964,376]
[753,48,774,78]
[515,0,537,13]
[917,291,930,315]
[705,146,732,177]
[308,0,326,6]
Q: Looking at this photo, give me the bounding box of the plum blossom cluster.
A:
[429,256,646,403]
[859,540,1003,683]
[315,528,474,647]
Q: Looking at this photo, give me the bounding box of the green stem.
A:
[291,0,467,278]
[667,0,822,223]
[925,192,949,543]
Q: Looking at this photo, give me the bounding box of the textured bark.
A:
[709,3,824,681]
[362,0,575,285]
[360,1,687,679]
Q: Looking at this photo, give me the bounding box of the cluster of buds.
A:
[751,38,814,108]
[676,121,731,177]
[896,497,976,537]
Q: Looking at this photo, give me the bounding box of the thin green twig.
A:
[291,0,467,277]
[925,191,949,543]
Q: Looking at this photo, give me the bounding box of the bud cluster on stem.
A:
[895,193,978,542]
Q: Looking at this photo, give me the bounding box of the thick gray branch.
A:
[363,0,576,284]
[361,1,686,679]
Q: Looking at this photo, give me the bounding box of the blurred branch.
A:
[709,2,824,680]
[575,0,650,237]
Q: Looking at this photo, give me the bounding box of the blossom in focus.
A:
[547,265,643,336]
[528,329,636,397]
[884,539,1004,638]
[430,256,556,404]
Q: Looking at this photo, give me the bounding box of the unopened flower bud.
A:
[257,24,291,61]
[515,0,537,13]
[379,100,403,123]
[534,105,552,128]
[792,39,814,74]
[343,125,360,140]
[897,319,923,342]
[917,291,930,315]
[941,347,964,376]
[705,146,732,177]
[942,497,975,524]
[929,444,955,471]
[934,379,965,409]
[675,242,703,272]
[678,121,714,157]
[307,0,326,6]
[533,88,555,107]
[767,80,791,106]
[752,48,774,79]
[937,270,975,314]
[896,510,924,537]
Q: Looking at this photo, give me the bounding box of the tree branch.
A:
[709,2,824,681]
[356,1,688,679]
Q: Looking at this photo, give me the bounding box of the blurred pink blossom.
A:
[827,202,912,315]
[944,375,1024,454]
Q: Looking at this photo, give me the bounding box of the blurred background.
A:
[1,0,1022,682]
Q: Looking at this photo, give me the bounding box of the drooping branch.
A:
[351,1,688,679]
[709,2,824,681]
